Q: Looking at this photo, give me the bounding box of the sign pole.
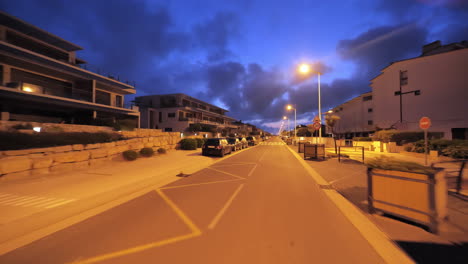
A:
[424,128,428,165]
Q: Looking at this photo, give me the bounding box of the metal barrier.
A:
[338,146,364,162]
[298,141,311,153]
[431,160,467,195]
[304,144,325,160]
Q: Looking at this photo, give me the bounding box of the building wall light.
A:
[33,127,41,132]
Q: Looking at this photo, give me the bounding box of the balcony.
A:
[179,117,239,128]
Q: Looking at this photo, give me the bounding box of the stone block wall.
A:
[0,129,181,179]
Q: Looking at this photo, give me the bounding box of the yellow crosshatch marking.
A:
[68,164,254,264]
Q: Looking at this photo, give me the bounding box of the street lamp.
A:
[283,116,290,137]
[297,63,322,142]
[286,104,296,142]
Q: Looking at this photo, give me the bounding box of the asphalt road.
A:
[0,137,385,264]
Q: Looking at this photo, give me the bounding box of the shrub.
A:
[441,144,468,159]
[373,130,444,145]
[139,147,154,157]
[123,150,138,161]
[12,123,33,130]
[403,143,414,152]
[180,138,197,150]
[195,138,206,148]
[353,137,372,141]
[366,156,436,174]
[157,148,167,154]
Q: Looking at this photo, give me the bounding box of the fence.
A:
[431,160,467,195]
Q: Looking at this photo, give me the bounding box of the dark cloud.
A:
[337,23,428,78]
[193,12,239,62]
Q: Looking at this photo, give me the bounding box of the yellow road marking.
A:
[206,167,245,180]
[247,164,258,177]
[68,189,201,264]
[160,179,243,190]
[208,184,245,230]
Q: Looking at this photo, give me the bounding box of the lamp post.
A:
[286,105,296,142]
[283,116,290,137]
[298,63,322,142]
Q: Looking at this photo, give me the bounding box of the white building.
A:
[331,92,374,138]
[371,40,468,139]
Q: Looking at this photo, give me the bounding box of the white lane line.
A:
[0,195,21,203]
[19,197,57,207]
[44,199,76,209]
[208,183,245,230]
[2,196,38,205]
[0,194,11,198]
[37,198,70,208]
[247,164,258,177]
[12,196,44,206]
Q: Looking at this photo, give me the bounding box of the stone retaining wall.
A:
[0,129,181,179]
[0,121,114,133]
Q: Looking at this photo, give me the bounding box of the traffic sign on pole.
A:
[313,122,321,130]
[419,117,431,130]
[313,116,321,124]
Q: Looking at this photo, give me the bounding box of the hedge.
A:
[195,138,206,148]
[366,156,436,174]
[353,137,372,141]
[406,139,468,159]
[179,138,197,150]
[0,131,124,150]
[373,130,443,145]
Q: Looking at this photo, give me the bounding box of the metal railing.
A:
[431,160,467,195]
[338,146,364,162]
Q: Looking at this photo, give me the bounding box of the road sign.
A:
[313,116,321,124]
[312,122,321,130]
[419,117,431,130]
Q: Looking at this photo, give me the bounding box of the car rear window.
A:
[227,138,236,144]
[205,139,219,145]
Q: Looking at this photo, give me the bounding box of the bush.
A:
[403,143,414,152]
[366,156,436,174]
[179,138,197,150]
[195,138,206,148]
[441,144,468,159]
[139,147,154,157]
[373,130,444,145]
[123,150,138,161]
[0,131,124,150]
[353,137,372,141]
[157,148,167,154]
[12,123,33,130]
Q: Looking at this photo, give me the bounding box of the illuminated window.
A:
[21,83,43,94]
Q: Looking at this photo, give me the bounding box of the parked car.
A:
[202,138,232,157]
[227,137,242,151]
[246,136,257,146]
[237,137,248,149]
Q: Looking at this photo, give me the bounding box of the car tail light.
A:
[217,145,222,150]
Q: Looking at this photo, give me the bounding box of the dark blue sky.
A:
[2,0,467,133]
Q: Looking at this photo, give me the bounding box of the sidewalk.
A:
[289,145,468,263]
[0,149,224,254]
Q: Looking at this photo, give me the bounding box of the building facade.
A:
[371,40,468,139]
[135,93,240,135]
[330,92,374,138]
[0,12,139,126]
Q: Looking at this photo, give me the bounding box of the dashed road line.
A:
[0,193,76,209]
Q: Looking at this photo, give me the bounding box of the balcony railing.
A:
[179,117,237,127]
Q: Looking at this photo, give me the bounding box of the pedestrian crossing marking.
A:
[259,142,286,146]
[0,193,76,209]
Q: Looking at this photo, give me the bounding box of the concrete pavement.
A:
[0,138,413,263]
[289,144,468,263]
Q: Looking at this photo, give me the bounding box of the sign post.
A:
[419,117,431,165]
[313,116,321,144]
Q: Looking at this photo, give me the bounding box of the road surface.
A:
[0,137,386,264]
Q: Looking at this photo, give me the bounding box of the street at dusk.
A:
[1,1,467,263]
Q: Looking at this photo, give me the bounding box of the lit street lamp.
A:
[286,104,296,142]
[297,63,322,142]
[283,116,290,137]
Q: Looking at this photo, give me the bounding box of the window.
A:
[368,108,373,113]
[95,90,111,105]
[164,128,173,132]
[363,95,372,101]
[115,95,123,107]
[368,120,373,125]
[168,112,176,118]
[400,70,408,86]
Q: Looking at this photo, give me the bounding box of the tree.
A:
[325,114,341,153]
[187,123,202,133]
[297,127,311,137]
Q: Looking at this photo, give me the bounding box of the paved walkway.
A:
[289,144,468,263]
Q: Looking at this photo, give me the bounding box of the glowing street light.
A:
[297,63,322,141]
[283,116,290,137]
[286,104,296,142]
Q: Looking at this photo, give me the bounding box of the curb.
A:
[286,145,415,264]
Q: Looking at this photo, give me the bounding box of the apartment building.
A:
[135,93,239,135]
[371,40,468,139]
[0,11,139,125]
[330,92,374,138]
